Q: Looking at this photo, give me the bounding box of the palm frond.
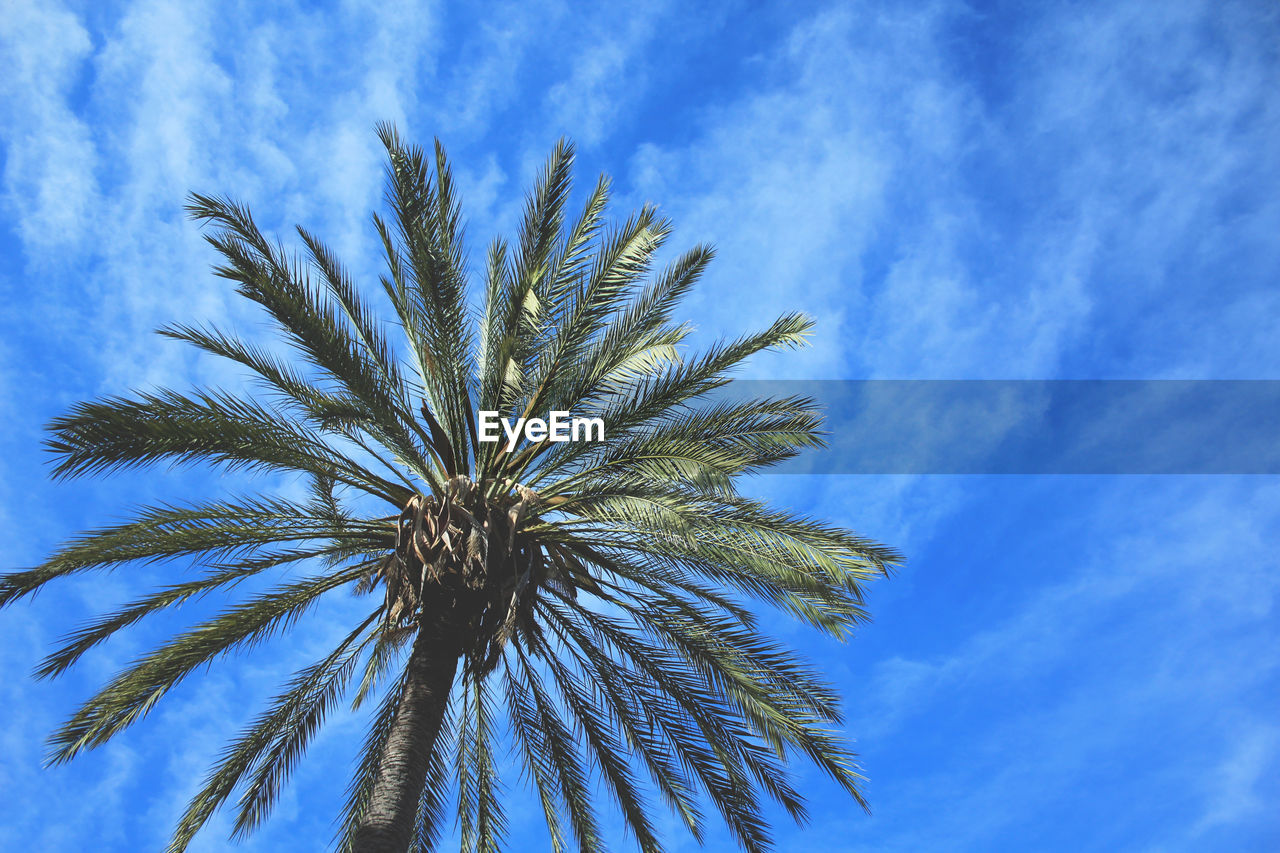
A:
[167,611,379,852]
[48,565,368,764]
[2,497,388,606]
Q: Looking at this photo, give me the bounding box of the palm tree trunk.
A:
[352,612,461,853]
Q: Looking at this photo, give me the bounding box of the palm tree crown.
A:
[2,125,898,853]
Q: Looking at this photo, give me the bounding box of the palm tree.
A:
[1,125,898,853]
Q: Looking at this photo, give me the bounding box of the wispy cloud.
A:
[542,0,670,148]
[0,0,99,253]
[821,478,1280,850]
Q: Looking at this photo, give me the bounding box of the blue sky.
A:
[1,0,1278,850]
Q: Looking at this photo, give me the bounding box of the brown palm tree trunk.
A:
[351,611,461,853]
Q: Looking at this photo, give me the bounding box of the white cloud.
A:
[824,478,1280,850]
[428,0,558,136]
[622,1,1020,377]
[622,0,1278,382]
[1005,0,1280,377]
[0,0,99,252]
[1190,723,1279,837]
[544,0,668,148]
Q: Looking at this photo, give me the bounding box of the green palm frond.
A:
[2,126,899,853]
[168,611,380,852]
